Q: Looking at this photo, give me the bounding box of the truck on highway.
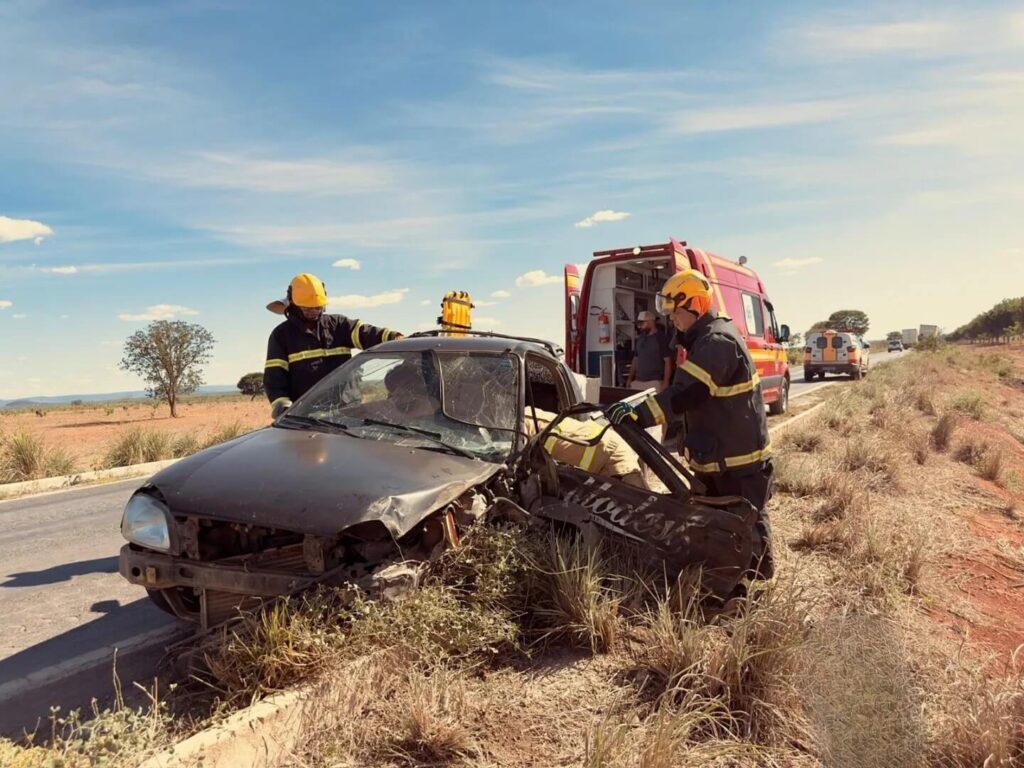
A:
[563,238,792,414]
[919,324,939,340]
[902,328,919,347]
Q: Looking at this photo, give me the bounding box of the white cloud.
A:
[515,270,562,288]
[40,265,79,275]
[118,304,200,322]
[332,258,361,270]
[419,299,433,306]
[0,215,53,244]
[669,99,854,134]
[0,300,11,309]
[473,299,497,307]
[797,21,958,57]
[12,314,27,320]
[574,209,631,228]
[157,152,399,195]
[329,288,409,310]
[33,236,44,246]
[473,316,501,328]
[773,257,823,270]
[491,290,512,298]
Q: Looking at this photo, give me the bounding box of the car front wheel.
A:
[768,377,789,415]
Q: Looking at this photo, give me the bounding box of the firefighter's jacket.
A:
[526,407,641,478]
[264,310,401,405]
[635,312,770,475]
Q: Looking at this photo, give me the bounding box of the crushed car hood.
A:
[148,427,501,537]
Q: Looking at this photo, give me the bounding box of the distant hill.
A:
[0,385,238,410]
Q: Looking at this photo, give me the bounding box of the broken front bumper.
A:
[120,544,309,596]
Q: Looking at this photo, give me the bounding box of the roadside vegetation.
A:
[5,345,1024,766]
[0,429,77,483]
[100,421,249,468]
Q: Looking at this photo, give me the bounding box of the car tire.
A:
[146,587,199,619]
[146,588,176,616]
[851,367,862,380]
[803,370,813,383]
[768,377,789,415]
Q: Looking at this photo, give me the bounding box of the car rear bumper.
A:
[805,363,861,374]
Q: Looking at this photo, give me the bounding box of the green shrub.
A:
[950,390,985,420]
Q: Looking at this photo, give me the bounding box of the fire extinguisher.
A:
[598,308,610,344]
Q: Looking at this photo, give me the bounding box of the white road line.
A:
[0,624,185,704]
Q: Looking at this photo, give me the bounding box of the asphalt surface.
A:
[0,348,905,735]
[0,478,181,735]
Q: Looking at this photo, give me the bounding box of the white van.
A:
[803,330,869,381]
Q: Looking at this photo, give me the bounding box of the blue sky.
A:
[1,1,1023,398]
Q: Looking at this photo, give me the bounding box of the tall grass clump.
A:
[951,390,986,420]
[0,430,78,482]
[930,413,956,451]
[202,420,250,449]
[102,428,173,468]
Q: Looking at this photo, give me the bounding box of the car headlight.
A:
[121,493,171,552]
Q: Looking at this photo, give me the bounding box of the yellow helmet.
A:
[656,269,713,317]
[288,273,328,308]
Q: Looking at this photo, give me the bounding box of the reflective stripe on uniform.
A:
[679,359,759,398]
[265,358,289,370]
[644,394,667,426]
[544,422,602,471]
[723,444,772,469]
[287,347,352,364]
[270,396,290,408]
[684,444,772,473]
[350,321,364,350]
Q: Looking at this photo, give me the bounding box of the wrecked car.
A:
[119,332,767,629]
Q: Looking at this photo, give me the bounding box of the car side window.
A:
[741,293,764,337]
[526,354,570,413]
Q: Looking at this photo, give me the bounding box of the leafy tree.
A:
[237,372,265,400]
[949,296,1024,343]
[808,320,831,332]
[120,320,215,418]
[826,309,870,336]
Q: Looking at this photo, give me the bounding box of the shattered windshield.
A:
[285,350,520,462]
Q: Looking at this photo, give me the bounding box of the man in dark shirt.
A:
[626,311,673,393]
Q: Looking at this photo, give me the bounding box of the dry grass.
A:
[527,535,623,654]
[951,389,986,420]
[2,674,176,768]
[0,429,78,483]
[931,412,957,451]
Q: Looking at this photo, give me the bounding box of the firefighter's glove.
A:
[606,401,638,425]
[271,399,293,420]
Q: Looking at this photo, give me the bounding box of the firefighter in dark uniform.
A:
[264,273,403,418]
[607,269,774,578]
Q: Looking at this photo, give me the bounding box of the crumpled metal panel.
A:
[541,465,757,598]
[147,427,501,538]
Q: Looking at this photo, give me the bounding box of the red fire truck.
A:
[564,239,792,414]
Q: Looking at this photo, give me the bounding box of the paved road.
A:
[0,478,180,735]
[0,348,907,735]
[787,348,904,402]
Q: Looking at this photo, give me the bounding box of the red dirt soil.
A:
[0,396,269,471]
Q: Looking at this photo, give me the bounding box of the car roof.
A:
[373,333,562,361]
